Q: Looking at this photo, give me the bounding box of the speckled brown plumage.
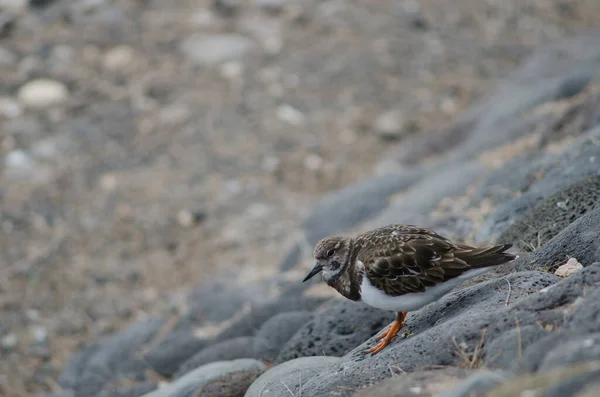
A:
[304,224,517,355]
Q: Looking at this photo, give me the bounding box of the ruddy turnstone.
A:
[302,224,517,355]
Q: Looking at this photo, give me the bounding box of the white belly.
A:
[359,267,492,312]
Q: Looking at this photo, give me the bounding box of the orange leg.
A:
[364,311,407,355]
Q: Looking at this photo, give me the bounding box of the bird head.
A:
[303,235,352,283]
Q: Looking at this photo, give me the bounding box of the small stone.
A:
[262,36,283,55]
[219,61,243,79]
[103,45,135,71]
[180,34,254,66]
[0,45,16,65]
[17,79,69,108]
[255,0,287,12]
[5,149,36,172]
[25,309,41,321]
[246,203,270,219]
[276,104,305,126]
[338,129,357,144]
[1,333,18,350]
[0,97,22,118]
[31,326,48,344]
[177,209,194,227]
[261,156,280,172]
[304,153,323,171]
[99,173,118,191]
[177,209,206,227]
[0,0,27,12]
[554,258,583,278]
[374,109,406,140]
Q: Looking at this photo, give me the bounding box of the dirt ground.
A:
[0,0,599,395]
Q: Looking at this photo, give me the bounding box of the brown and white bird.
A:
[302,224,517,355]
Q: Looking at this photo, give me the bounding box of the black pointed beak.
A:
[302,263,323,282]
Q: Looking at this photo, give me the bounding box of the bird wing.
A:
[357,227,471,296]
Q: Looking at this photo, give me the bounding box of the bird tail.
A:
[454,243,517,268]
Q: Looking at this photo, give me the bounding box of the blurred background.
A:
[0,0,599,396]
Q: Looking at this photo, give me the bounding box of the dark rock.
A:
[498,175,600,251]
[97,381,157,397]
[276,299,394,364]
[142,359,267,397]
[58,318,164,397]
[352,367,472,397]
[216,295,326,342]
[144,328,210,378]
[253,311,314,363]
[511,264,600,374]
[174,337,257,378]
[435,370,512,397]
[301,170,424,245]
[244,356,340,397]
[479,125,600,242]
[296,271,558,396]
[195,369,263,397]
[539,334,600,372]
[370,161,486,227]
[483,324,551,370]
[514,205,600,273]
[278,242,303,271]
[484,362,600,397]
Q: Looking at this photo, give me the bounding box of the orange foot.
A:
[364,311,407,355]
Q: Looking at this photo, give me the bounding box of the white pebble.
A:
[277,104,305,126]
[1,333,18,350]
[374,109,406,140]
[17,79,69,109]
[31,326,48,344]
[304,153,323,171]
[554,258,583,278]
[103,45,135,71]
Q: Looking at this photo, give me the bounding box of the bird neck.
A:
[328,259,362,301]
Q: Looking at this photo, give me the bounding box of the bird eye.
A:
[326,249,335,257]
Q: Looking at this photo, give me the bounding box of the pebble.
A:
[0,45,15,65]
[179,34,254,66]
[103,45,135,71]
[304,153,323,171]
[176,209,206,227]
[0,96,23,118]
[255,0,287,12]
[0,0,27,12]
[17,79,69,108]
[554,258,584,278]
[374,109,406,140]
[261,155,280,172]
[5,149,36,173]
[1,333,18,350]
[219,61,244,79]
[31,326,48,344]
[276,104,306,126]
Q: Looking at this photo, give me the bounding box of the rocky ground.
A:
[1,1,600,397]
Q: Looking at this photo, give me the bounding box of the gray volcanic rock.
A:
[174,337,257,378]
[295,271,559,396]
[479,124,600,242]
[275,299,395,364]
[352,367,473,397]
[301,170,424,245]
[244,356,340,397]
[498,175,600,251]
[58,318,165,397]
[513,205,600,273]
[253,311,314,363]
[369,160,486,227]
[215,295,326,342]
[142,359,267,397]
